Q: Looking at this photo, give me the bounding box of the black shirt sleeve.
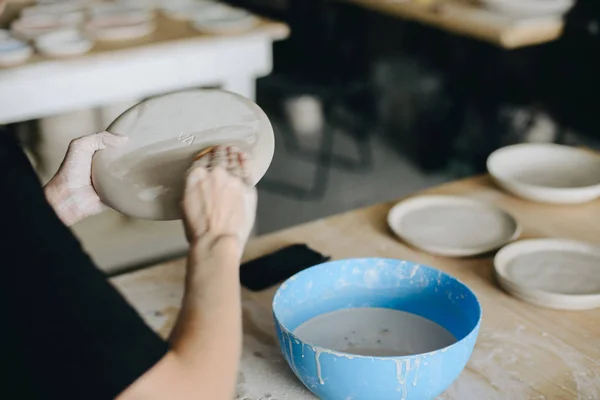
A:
[0,131,169,400]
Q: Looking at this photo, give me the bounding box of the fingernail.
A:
[103,133,129,148]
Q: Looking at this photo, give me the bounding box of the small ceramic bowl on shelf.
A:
[190,5,259,34]
[160,0,218,21]
[88,3,154,22]
[35,29,93,57]
[0,38,33,67]
[487,143,600,204]
[86,3,156,41]
[86,19,156,42]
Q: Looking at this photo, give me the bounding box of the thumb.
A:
[100,131,129,148]
[64,132,128,166]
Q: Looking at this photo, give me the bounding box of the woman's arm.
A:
[118,240,242,399]
[118,146,257,400]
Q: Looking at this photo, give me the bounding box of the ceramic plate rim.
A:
[387,195,521,257]
[487,143,600,192]
[494,238,600,309]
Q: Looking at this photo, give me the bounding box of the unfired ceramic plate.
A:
[494,239,600,310]
[487,143,600,204]
[92,89,274,220]
[387,195,520,257]
[190,4,258,34]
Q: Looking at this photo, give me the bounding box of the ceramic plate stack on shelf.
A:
[35,29,93,57]
[86,4,156,41]
[481,0,575,18]
[0,29,33,67]
[487,143,600,204]
[11,2,84,40]
[22,3,86,25]
[190,3,259,34]
[494,239,600,310]
[387,195,520,257]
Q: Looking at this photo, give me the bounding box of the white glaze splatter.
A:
[413,357,422,387]
[315,348,324,385]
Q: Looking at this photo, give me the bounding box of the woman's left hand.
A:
[44,131,128,226]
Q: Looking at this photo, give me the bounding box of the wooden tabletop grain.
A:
[112,175,600,399]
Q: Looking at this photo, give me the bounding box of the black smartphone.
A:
[240,244,330,291]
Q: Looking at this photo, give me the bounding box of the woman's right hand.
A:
[182,145,257,258]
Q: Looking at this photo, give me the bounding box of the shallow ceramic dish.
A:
[481,0,574,18]
[86,19,155,41]
[273,258,482,400]
[35,29,93,57]
[487,143,600,204]
[89,3,154,22]
[0,38,33,67]
[190,5,258,33]
[92,89,275,220]
[160,0,217,20]
[11,16,73,40]
[494,239,600,310]
[387,195,520,257]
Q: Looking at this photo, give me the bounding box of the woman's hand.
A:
[182,145,257,259]
[44,131,128,226]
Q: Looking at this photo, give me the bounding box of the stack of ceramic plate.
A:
[86,4,156,41]
[22,3,86,25]
[0,31,33,67]
[35,29,93,57]
[487,143,600,204]
[387,195,520,257]
[481,0,575,18]
[190,3,259,34]
[494,239,600,310]
[11,14,78,40]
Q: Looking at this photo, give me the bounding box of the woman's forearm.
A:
[117,238,243,400]
[171,237,243,390]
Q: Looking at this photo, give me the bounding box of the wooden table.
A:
[0,12,288,124]
[112,175,600,400]
[343,0,564,49]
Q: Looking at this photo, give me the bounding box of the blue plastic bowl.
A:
[273,258,481,400]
